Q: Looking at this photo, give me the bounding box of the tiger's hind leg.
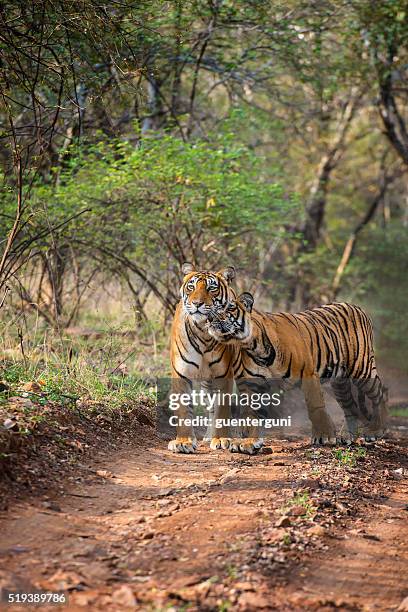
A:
[331,379,364,444]
[355,374,388,441]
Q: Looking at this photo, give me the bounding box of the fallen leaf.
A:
[8,396,35,409]
[22,382,43,393]
[3,418,19,431]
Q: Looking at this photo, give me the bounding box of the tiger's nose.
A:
[192,300,204,308]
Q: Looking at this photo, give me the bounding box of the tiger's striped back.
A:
[274,302,375,381]
[207,296,388,441]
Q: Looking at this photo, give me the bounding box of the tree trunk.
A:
[377,44,408,166]
[302,93,360,250]
[331,166,401,298]
[141,70,163,134]
[290,92,361,308]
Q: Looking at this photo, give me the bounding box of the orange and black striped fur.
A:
[168,263,239,453]
[207,293,388,444]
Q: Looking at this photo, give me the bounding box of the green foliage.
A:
[22,131,296,295]
[333,447,366,467]
[390,406,408,417]
[0,359,151,414]
[284,491,315,517]
[0,0,407,379]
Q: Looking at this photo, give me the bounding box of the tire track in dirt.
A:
[0,437,407,611]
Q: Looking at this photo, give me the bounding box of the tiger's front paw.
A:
[363,428,387,443]
[168,437,197,454]
[230,437,263,455]
[337,432,354,445]
[311,415,337,445]
[210,437,231,450]
[311,433,337,446]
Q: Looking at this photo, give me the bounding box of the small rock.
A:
[219,467,240,484]
[8,545,30,554]
[265,528,284,543]
[275,516,291,528]
[349,528,362,536]
[235,581,255,592]
[157,499,172,507]
[238,592,270,608]
[307,525,326,537]
[398,596,408,611]
[48,570,85,591]
[288,504,306,516]
[43,501,62,512]
[298,478,320,490]
[71,592,98,607]
[96,470,112,478]
[157,488,174,497]
[111,585,136,608]
[219,475,236,484]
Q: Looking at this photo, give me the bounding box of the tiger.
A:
[168,262,239,453]
[206,292,388,450]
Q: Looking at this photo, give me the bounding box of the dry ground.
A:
[0,430,407,612]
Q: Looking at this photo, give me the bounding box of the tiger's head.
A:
[206,292,254,343]
[180,262,236,324]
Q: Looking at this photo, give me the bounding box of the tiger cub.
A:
[206,292,388,449]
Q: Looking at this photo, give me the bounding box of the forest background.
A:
[0,0,407,407]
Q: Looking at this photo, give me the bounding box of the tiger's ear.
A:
[182,262,196,276]
[218,265,236,284]
[238,292,254,313]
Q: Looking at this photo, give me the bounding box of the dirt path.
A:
[0,436,407,611]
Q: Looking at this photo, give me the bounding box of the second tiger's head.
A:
[206,292,254,343]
